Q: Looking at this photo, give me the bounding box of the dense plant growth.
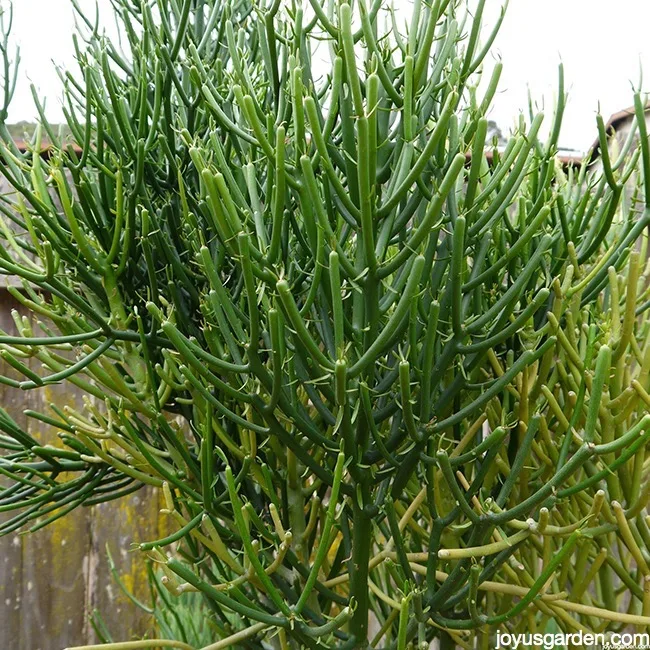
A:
[0,0,650,648]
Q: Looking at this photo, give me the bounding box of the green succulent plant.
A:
[0,0,650,648]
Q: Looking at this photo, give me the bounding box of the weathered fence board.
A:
[0,290,165,650]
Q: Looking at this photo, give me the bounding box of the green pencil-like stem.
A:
[0,0,647,647]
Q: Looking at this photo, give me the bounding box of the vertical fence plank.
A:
[0,290,26,645]
[19,504,91,650]
[0,292,165,649]
[88,487,163,643]
[18,377,92,650]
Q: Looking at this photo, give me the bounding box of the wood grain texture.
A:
[0,291,163,649]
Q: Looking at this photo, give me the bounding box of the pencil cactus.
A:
[1,0,650,648]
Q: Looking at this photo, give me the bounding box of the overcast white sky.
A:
[4,0,650,153]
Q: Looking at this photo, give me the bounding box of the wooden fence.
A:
[0,177,167,649]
